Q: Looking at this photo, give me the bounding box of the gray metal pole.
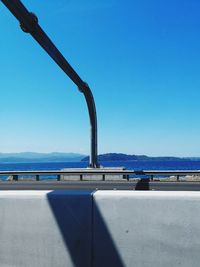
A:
[1,0,99,168]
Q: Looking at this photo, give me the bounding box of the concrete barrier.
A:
[1,190,200,267]
[0,190,92,267]
[61,167,125,181]
[93,191,200,267]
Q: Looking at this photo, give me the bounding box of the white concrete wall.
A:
[1,190,200,267]
[0,191,92,267]
[93,191,200,267]
[61,167,125,181]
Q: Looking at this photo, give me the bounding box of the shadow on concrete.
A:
[135,178,150,190]
[47,190,124,267]
[92,200,125,267]
[47,190,92,267]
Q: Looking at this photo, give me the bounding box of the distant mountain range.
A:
[0,152,85,163]
[0,152,198,163]
[81,153,198,162]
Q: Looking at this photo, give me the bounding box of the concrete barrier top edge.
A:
[0,190,95,197]
[94,190,200,198]
[1,190,200,199]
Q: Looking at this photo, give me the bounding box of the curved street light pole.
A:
[1,0,99,168]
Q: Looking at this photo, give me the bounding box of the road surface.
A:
[0,180,200,191]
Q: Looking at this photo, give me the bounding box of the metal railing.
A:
[0,170,200,181]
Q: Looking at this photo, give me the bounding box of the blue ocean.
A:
[0,160,200,180]
[1,160,200,171]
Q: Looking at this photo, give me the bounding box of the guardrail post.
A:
[177,175,180,182]
[122,175,129,181]
[36,175,39,181]
[150,175,154,181]
[80,174,83,181]
[13,175,18,181]
[57,175,61,181]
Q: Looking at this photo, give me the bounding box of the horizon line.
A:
[0,152,200,158]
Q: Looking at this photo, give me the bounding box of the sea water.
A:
[0,160,200,180]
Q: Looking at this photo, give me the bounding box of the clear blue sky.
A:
[0,0,200,156]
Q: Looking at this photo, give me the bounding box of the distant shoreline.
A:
[0,152,199,164]
[81,153,199,162]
